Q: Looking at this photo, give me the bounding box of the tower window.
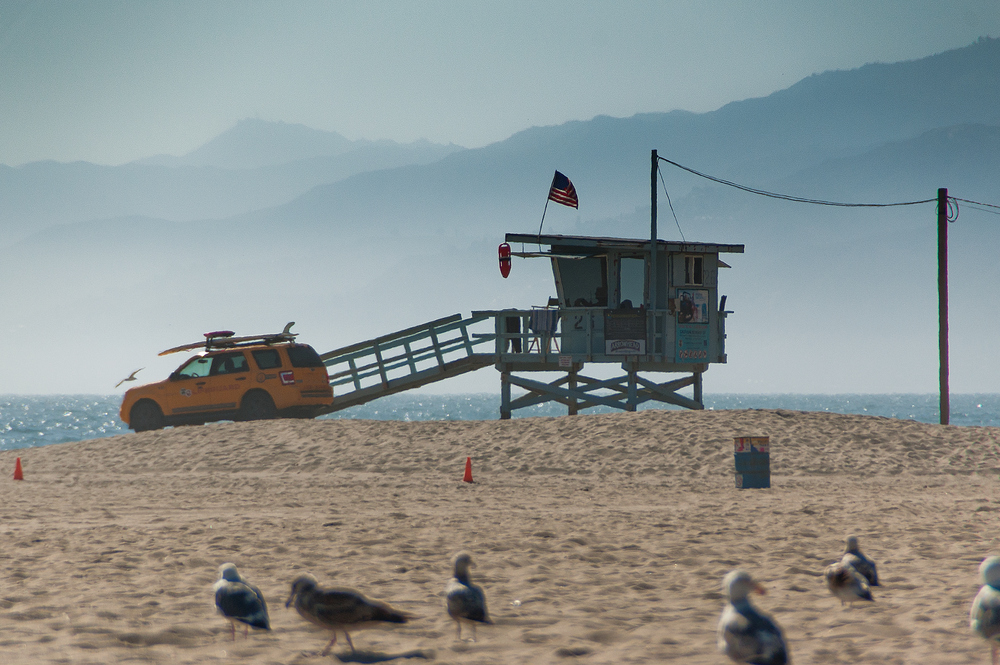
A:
[684,256,703,285]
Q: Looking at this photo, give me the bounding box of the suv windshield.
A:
[176,356,211,379]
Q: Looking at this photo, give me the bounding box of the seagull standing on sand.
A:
[445,552,492,641]
[213,563,270,640]
[115,368,143,389]
[971,556,1000,665]
[717,570,788,665]
[285,573,410,655]
[842,535,879,587]
[825,559,874,607]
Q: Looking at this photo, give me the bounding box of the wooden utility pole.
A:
[938,187,949,425]
[651,150,658,242]
[650,150,658,356]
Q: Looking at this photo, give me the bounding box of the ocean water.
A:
[1,393,998,452]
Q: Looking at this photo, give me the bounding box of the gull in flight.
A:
[115,368,143,388]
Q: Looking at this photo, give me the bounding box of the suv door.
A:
[166,351,249,419]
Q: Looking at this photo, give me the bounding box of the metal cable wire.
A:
[953,197,1000,212]
[656,165,685,242]
[657,156,937,208]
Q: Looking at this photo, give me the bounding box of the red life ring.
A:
[498,242,512,278]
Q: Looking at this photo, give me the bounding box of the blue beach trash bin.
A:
[734,436,770,489]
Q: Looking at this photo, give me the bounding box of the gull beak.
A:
[753,582,767,596]
[285,591,295,609]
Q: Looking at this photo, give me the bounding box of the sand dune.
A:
[1,408,999,663]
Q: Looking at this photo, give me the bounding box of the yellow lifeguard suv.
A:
[120,323,333,432]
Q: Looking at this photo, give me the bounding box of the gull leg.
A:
[344,631,356,653]
[320,632,338,656]
[229,620,236,641]
[455,620,462,640]
[243,624,249,639]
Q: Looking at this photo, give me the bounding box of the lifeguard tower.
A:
[484,232,743,418]
[317,151,743,419]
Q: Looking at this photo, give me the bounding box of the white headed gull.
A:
[213,563,270,640]
[445,552,492,641]
[717,570,789,665]
[842,535,879,586]
[971,556,1000,665]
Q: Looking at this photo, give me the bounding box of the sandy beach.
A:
[2,408,999,664]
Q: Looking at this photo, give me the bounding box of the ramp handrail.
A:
[321,313,493,394]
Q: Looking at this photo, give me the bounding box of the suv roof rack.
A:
[158,322,298,356]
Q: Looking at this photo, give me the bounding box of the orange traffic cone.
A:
[463,456,474,483]
[13,457,24,481]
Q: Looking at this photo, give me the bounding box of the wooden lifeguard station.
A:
[485,232,743,418]
[317,150,743,419]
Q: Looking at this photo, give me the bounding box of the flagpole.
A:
[537,198,550,240]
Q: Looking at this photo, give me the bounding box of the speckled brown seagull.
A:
[445,552,492,641]
[825,559,874,607]
[285,573,410,655]
[213,563,270,640]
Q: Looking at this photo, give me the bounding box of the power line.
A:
[657,156,936,208]
[961,203,1000,216]
[656,165,685,242]
[953,197,1000,214]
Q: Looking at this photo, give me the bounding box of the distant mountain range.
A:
[1,38,998,395]
[136,119,362,169]
[0,119,462,246]
[180,36,1000,243]
[137,118,464,171]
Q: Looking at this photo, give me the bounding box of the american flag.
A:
[547,171,579,208]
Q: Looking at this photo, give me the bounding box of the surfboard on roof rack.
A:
[158,322,298,356]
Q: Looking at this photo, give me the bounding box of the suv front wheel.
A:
[239,391,277,421]
[131,400,165,432]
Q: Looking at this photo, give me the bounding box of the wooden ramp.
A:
[316,313,494,415]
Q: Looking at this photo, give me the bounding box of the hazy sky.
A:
[1,0,998,166]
